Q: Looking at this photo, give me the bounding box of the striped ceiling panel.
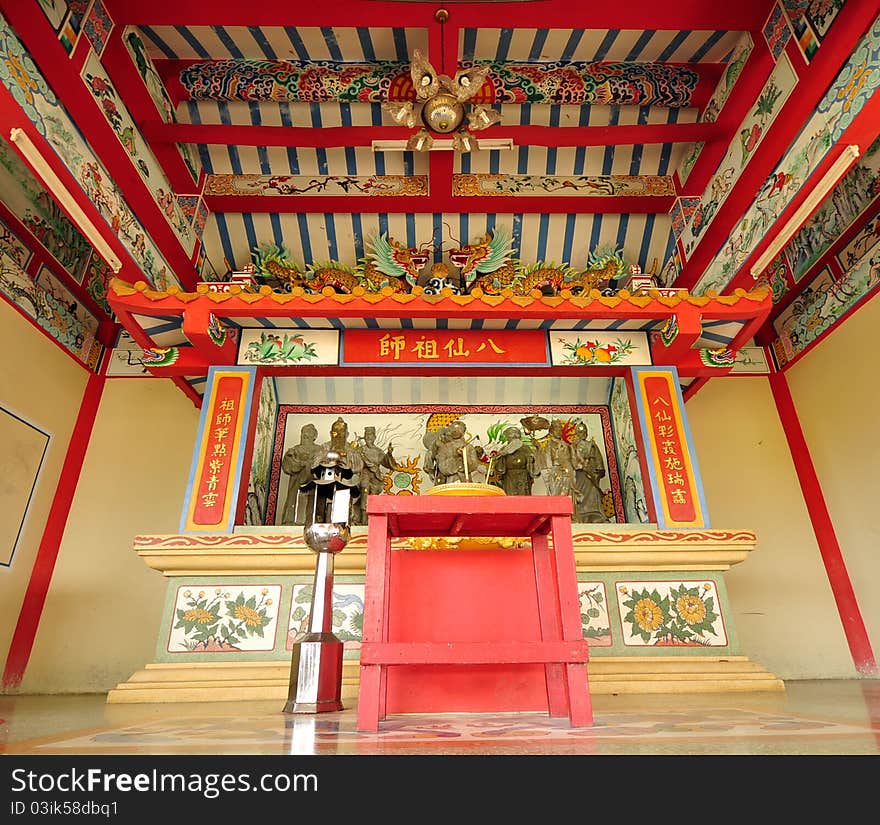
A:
[274,375,613,407]
[177,100,701,128]
[137,26,740,66]
[460,28,743,63]
[196,142,684,179]
[200,211,674,277]
[138,26,428,62]
[131,313,189,347]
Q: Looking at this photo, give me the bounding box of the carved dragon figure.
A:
[448,226,517,293]
[252,234,430,294]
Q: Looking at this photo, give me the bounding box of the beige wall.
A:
[0,300,88,677]
[786,295,880,670]
[20,377,199,693]
[687,377,856,679]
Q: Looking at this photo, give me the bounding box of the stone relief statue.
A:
[494,426,537,496]
[425,420,485,485]
[572,421,608,523]
[280,423,321,525]
[536,419,578,514]
[351,425,395,525]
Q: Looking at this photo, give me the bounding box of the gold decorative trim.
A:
[134,529,756,575]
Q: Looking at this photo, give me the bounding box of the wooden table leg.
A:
[531,531,569,718]
[357,514,391,731]
[550,515,593,727]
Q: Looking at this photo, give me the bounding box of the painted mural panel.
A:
[81,50,196,255]
[696,14,880,295]
[616,580,728,647]
[124,28,200,184]
[785,137,880,281]
[0,138,91,283]
[578,581,612,646]
[245,377,278,526]
[609,377,649,524]
[836,208,880,272]
[288,583,364,648]
[0,14,181,289]
[267,406,624,527]
[238,329,340,366]
[167,584,282,653]
[753,250,792,303]
[679,54,797,260]
[550,332,651,367]
[772,248,880,366]
[695,114,833,294]
[783,0,846,64]
[0,229,101,369]
[36,0,87,55]
[764,2,792,62]
[702,33,753,124]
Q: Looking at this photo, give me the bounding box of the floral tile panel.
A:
[615,580,728,647]
[168,584,282,653]
[288,583,364,649]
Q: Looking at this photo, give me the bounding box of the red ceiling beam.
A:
[142,122,722,149]
[203,194,676,215]
[674,0,880,292]
[105,0,772,31]
[0,1,199,288]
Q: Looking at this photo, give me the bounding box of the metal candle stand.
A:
[283,450,360,714]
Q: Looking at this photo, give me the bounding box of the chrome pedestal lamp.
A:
[283,451,360,714]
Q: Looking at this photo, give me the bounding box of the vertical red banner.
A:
[190,375,246,527]
[636,371,706,528]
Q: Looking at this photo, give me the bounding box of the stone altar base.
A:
[107,528,784,704]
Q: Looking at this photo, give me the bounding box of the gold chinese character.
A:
[654,410,672,422]
[209,459,223,472]
[201,491,219,507]
[412,336,439,359]
[658,424,674,438]
[670,489,688,505]
[220,399,235,411]
[378,333,406,360]
[443,337,470,358]
[475,338,506,354]
[212,442,228,456]
[215,412,233,426]
[214,427,229,441]
[206,480,218,492]
[666,472,686,487]
[664,456,683,471]
[661,440,678,455]
[652,396,670,406]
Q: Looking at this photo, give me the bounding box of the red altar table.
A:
[356,495,593,731]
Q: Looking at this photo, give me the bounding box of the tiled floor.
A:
[2,680,879,755]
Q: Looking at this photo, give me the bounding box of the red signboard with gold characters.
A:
[183,370,253,531]
[342,330,549,366]
[634,368,708,529]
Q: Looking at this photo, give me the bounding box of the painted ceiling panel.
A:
[460,28,742,64]
[199,145,424,176]
[176,100,701,128]
[138,26,427,62]
[200,211,673,277]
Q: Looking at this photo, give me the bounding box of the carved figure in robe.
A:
[352,426,395,525]
[494,426,536,496]
[280,423,321,525]
[572,421,608,523]
[537,419,577,510]
[432,419,485,485]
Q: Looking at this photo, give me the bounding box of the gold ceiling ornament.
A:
[382,9,500,152]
